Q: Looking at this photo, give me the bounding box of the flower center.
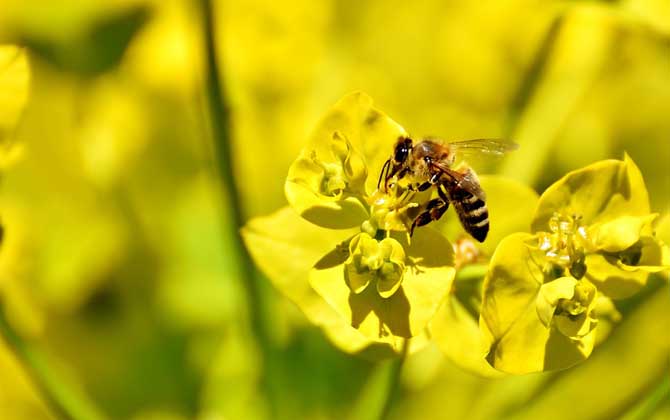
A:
[344,233,406,298]
[538,212,589,279]
[364,185,422,234]
[555,280,597,338]
[313,155,347,197]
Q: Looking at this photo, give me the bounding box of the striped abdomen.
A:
[448,185,489,242]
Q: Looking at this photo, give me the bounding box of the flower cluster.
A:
[243,93,456,355]
[243,93,669,371]
[480,155,669,373]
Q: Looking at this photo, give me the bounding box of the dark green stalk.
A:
[198,0,276,416]
[0,305,106,420]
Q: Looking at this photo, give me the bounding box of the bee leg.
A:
[410,198,449,236]
[378,159,391,190]
[417,182,432,192]
[416,173,442,192]
[437,183,450,202]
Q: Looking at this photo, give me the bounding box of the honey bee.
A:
[378,137,518,242]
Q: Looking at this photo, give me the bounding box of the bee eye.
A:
[424,156,432,163]
[394,146,408,163]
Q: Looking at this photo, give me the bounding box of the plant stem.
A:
[198,0,276,416]
[0,305,106,420]
[378,342,407,420]
[351,341,408,420]
[455,263,489,283]
[622,375,670,420]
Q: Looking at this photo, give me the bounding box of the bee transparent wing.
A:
[447,138,518,156]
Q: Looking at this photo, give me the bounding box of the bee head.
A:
[378,137,414,191]
[393,137,413,165]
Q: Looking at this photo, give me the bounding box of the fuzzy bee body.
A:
[380,137,515,242]
[445,178,489,242]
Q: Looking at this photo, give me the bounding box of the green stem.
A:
[0,305,106,420]
[622,375,670,420]
[455,263,489,283]
[351,341,408,420]
[378,343,407,420]
[198,0,276,416]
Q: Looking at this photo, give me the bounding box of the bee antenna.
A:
[378,159,390,190]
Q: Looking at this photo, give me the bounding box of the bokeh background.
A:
[0,0,668,419]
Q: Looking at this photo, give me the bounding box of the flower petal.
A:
[376,262,404,298]
[285,92,408,228]
[286,149,369,229]
[591,214,658,253]
[430,295,505,378]
[244,208,425,356]
[242,206,356,317]
[617,236,669,273]
[536,276,577,328]
[0,45,30,167]
[480,233,594,373]
[242,207,408,356]
[554,312,594,338]
[584,253,648,299]
[310,228,454,341]
[532,154,650,232]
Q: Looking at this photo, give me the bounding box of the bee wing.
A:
[447,138,519,156]
[430,161,486,200]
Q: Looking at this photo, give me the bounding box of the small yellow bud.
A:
[344,233,406,298]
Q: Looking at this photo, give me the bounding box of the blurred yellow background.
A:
[0,0,668,419]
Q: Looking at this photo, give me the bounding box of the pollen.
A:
[366,185,421,233]
[538,212,590,279]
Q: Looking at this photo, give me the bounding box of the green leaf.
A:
[480,233,595,373]
[19,6,149,77]
[285,92,408,228]
[310,227,454,342]
[532,155,650,232]
[0,45,29,152]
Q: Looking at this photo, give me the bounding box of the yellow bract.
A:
[430,175,538,377]
[344,233,406,298]
[285,131,369,229]
[532,154,650,231]
[0,45,29,167]
[245,93,458,357]
[480,233,596,374]
[481,155,669,374]
[536,276,597,338]
[310,228,454,342]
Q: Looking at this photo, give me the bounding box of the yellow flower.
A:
[344,233,405,298]
[536,276,598,339]
[243,93,456,356]
[0,45,29,168]
[480,155,669,374]
[429,176,539,378]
